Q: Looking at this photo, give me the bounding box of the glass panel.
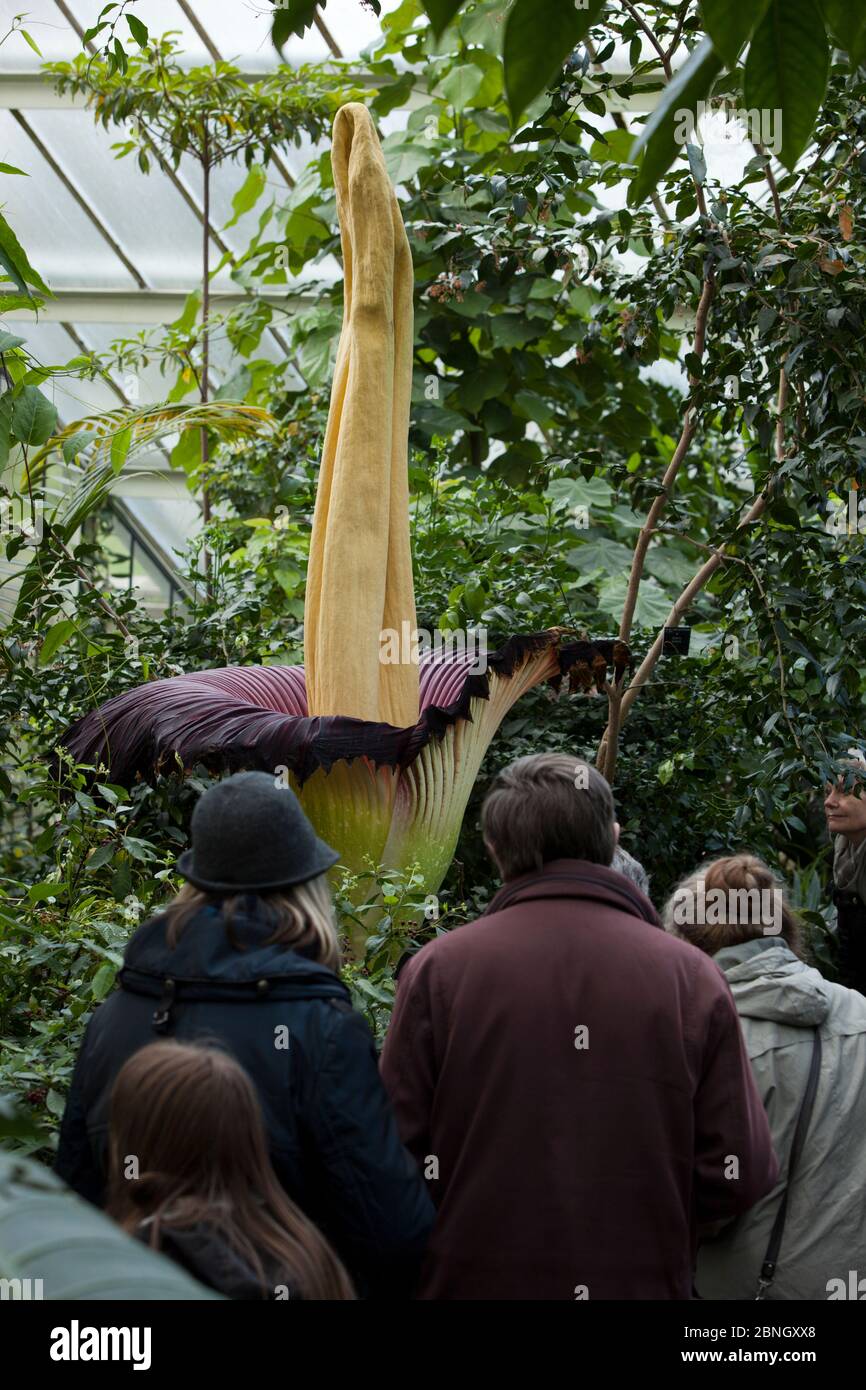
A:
[196,0,330,67]
[0,110,137,289]
[69,0,207,64]
[0,0,80,65]
[27,110,209,290]
[121,495,201,572]
[13,321,125,424]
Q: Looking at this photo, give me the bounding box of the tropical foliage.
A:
[2,1,862,1153]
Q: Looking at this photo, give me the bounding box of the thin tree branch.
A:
[616,368,789,729]
[617,270,715,644]
[55,536,133,639]
[585,35,672,227]
[623,0,672,78]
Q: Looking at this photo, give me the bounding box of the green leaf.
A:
[0,1098,42,1142]
[27,881,60,902]
[440,63,484,110]
[62,428,93,464]
[743,0,830,170]
[297,326,336,389]
[46,1089,65,1118]
[503,0,608,122]
[513,389,555,426]
[90,962,117,1001]
[382,137,436,185]
[170,289,201,334]
[629,38,723,205]
[18,28,42,57]
[566,537,633,576]
[39,618,76,666]
[11,386,58,447]
[110,425,132,472]
[170,427,202,475]
[457,364,508,413]
[822,1,866,66]
[272,0,318,48]
[224,164,267,230]
[419,0,464,37]
[700,0,771,66]
[0,162,27,176]
[0,211,50,298]
[598,572,672,629]
[86,844,115,871]
[686,142,707,186]
[111,860,133,901]
[589,128,637,164]
[352,975,394,1006]
[126,13,148,46]
[545,476,613,512]
[283,202,331,254]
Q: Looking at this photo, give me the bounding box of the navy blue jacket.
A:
[54,903,434,1298]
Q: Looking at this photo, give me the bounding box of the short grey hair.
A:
[481,753,616,880]
[611,845,650,897]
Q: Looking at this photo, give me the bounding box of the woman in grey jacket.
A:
[825,759,866,993]
[665,853,866,1301]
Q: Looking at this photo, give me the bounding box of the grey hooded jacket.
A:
[696,937,866,1300]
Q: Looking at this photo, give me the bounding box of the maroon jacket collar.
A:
[486,858,661,928]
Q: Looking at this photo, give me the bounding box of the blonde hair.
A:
[663,853,803,958]
[163,872,341,971]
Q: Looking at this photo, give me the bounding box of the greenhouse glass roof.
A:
[0,0,397,592]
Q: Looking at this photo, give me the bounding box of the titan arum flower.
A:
[64,104,629,916]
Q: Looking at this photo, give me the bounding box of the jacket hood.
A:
[486,858,661,927]
[713,937,831,1028]
[120,903,349,1001]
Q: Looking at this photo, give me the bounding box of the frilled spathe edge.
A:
[61,632,630,788]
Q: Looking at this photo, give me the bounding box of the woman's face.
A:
[824,778,866,843]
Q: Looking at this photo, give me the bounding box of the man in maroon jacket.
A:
[380,753,778,1300]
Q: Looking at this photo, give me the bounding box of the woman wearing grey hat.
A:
[55,772,434,1299]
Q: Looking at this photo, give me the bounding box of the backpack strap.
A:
[755,1027,822,1299]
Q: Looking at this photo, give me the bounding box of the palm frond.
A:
[21,400,274,539]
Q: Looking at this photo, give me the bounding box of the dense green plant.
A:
[2,1,862,1149]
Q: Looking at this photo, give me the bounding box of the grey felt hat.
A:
[176,771,339,893]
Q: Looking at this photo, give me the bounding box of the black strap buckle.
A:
[152,977,176,1033]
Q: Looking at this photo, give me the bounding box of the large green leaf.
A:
[382,136,436,185]
[0,1149,221,1298]
[503,0,607,122]
[566,537,633,576]
[743,0,830,170]
[598,572,672,630]
[821,0,866,66]
[419,0,464,37]
[700,0,771,66]
[629,38,723,206]
[272,0,318,49]
[545,476,613,512]
[38,618,76,666]
[0,212,50,299]
[224,164,267,229]
[440,63,484,110]
[11,386,58,447]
